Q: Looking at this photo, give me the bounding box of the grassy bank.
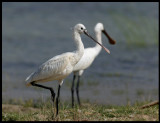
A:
[2,99,159,121]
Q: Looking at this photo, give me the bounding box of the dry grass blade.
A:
[140,100,159,109]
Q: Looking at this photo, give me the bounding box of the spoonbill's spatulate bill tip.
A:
[102,29,116,45]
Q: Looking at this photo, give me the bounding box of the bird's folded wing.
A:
[26,54,70,83]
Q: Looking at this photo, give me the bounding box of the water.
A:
[2,2,158,105]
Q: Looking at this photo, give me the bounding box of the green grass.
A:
[111,12,158,48]
[2,99,159,121]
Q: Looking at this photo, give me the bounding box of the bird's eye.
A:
[81,27,83,30]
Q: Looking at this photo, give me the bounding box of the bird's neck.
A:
[73,31,84,63]
[94,31,102,56]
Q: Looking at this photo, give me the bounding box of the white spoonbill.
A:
[71,23,116,107]
[25,23,110,116]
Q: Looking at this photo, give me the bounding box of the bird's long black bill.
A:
[84,31,110,54]
[102,29,116,45]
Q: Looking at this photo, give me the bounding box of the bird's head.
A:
[95,22,116,45]
[94,23,104,32]
[74,24,87,34]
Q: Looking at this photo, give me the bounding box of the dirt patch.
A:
[2,104,39,113]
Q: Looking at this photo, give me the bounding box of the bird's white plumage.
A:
[26,52,73,85]
[74,48,97,71]
[73,23,104,76]
[25,24,87,86]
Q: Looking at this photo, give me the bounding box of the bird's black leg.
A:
[76,75,81,106]
[71,75,76,108]
[31,81,55,104]
[56,84,61,116]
